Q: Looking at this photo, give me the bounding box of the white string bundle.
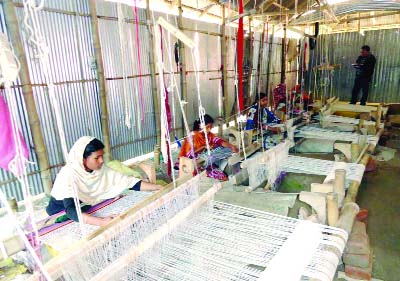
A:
[115,202,346,281]
[242,140,290,190]
[296,125,379,144]
[281,155,366,188]
[0,30,51,279]
[117,4,132,129]
[22,0,69,160]
[22,0,89,239]
[322,114,375,126]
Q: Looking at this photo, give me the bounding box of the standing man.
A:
[350,45,376,106]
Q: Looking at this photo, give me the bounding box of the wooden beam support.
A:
[177,0,188,137]
[146,0,161,148]
[89,0,112,161]
[221,4,229,120]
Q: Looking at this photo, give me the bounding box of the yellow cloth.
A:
[51,136,140,205]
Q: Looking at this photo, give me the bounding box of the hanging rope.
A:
[117,4,132,129]
[0,29,50,279]
[22,0,88,238]
[132,0,145,122]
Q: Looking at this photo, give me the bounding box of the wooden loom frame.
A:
[29,174,194,280]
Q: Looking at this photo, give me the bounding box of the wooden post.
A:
[326,192,339,227]
[89,0,111,161]
[2,0,52,194]
[334,169,346,207]
[280,24,286,84]
[351,143,360,163]
[265,25,274,106]
[146,0,161,148]
[376,104,382,130]
[221,4,229,121]
[256,22,266,95]
[177,0,188,137]
[344,153,370,203]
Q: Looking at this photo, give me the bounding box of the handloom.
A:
[39,191,153,252]
[321,115,376,126]
[31,175,348,281]
[281,155,365,188]
[295,126,379,145]
[240,141,364,191]
[241,141,290,191]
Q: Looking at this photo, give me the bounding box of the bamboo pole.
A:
[376,104,382,130]
[326,192,339,227]
[221,4,229,120]
[344,153,370,204]
[146,0,161,167]
[334,169,346,207]
[144,3,159,142]
[2,0,52,194]
[280,24,286,84]
[351,143,360,163]
[177,0,188,137]
[256,22,266,95]
[265,25,274,106]
[89,0,111,161]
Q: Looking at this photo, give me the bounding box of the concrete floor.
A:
[357,129,400,281]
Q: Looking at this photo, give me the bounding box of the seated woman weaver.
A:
[177,114,238,181]
[245,92,282,149]
[46,137,161,226]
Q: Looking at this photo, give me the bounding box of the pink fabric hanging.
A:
[237,0,245,111]
[0,94,29,175]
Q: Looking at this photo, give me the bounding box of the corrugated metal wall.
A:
[0,0,296,201]
[310,28,400,102]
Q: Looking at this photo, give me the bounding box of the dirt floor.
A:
[357,128,400,281]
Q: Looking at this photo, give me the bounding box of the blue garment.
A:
[245,103,280,130]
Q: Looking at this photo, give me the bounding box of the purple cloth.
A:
[0,94,29,175]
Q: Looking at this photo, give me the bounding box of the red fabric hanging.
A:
[237,0,244,111]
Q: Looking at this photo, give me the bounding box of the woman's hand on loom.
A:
[229,144,239,153]
[98,215,115,226]
[140,181,163,191]
[82,213,116,227]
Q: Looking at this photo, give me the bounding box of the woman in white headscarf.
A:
[46,136,161,226]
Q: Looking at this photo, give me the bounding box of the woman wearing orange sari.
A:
[177,114,238,180]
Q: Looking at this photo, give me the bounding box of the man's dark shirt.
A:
[355,54,376,79]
